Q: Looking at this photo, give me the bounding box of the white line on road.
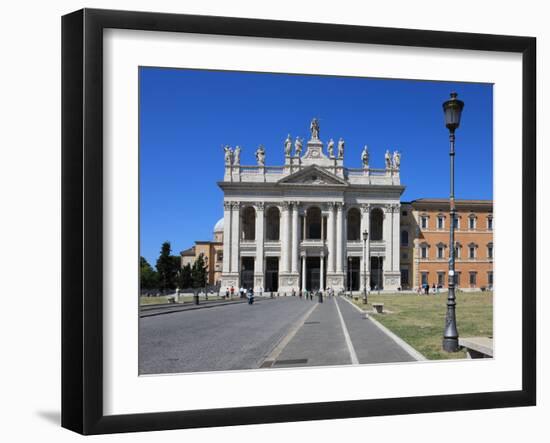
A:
[260,302,319,367]
[334,297,359,365]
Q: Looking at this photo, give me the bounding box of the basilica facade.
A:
[218,119,403,294]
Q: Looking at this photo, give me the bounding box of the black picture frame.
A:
[62,8,536,435]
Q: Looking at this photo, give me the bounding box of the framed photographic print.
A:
[62,8,536,435]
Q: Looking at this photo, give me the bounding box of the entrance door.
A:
[370,256,384,290]
[265,257,279,292]
[306,257,321,291]
[240,257,254,291]
[347,257,360,291]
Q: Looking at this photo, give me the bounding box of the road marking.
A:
[340,296,427,361]
[334,297,359,365]
[260,302,319,368]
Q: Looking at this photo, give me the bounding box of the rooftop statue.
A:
[328,138,335,158]
[393,150,401,169]
[284,134,292,156]
[385,149,392,169]
[233,146,241,166]
[223,145,233,166]
[310,118,320,140]
[361,145,369,168]
[295,137,303,156]
[337,138,345,159]
[255,145,266,166]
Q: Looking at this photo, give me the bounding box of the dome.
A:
[213,217,224,232]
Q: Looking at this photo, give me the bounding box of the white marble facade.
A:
[219,119,403,294]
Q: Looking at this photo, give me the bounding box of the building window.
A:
[454,216,460,230]
[370,208,384,241]
[401,230,409,246]
[488,271,493,287]
[468,243,477,259]
[421,245,428,259]
[437,216,445,229]
[487,243,494,259]
[421,216,428,229]
[487,216,493,230]
[347,207,361,241]
[437,272,445,287]
[402,252,408,260]
[421,272,429,286]
[437,245,445,259]
[456,271,461,287]
[402,210,408,216]
[469,271,477,287]
[468,215,476,230]
[455,243,462,259]
[217,251,223,262]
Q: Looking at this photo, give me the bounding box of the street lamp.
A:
[442,91,464,353]
[362,230,369,304]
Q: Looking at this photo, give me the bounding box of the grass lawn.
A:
[139,293,228,305]
[353,291,493,360]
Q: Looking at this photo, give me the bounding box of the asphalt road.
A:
[139,295,415,375]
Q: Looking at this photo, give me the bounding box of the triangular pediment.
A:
[277,165,348,186]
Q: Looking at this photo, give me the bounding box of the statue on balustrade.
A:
[223,145,233,166]
[295,137,303,156]
[310,117,320,140]
[233,146,241,165]
[328,138,335,158]
[284,134,292,157]
[385,149,392,169]
[361,145,369,168]
[392,150,401,169]
[337,138,345,159]
[255,145,266,166]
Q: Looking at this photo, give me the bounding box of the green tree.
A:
[191,253,208,289]
[155,241,178,292]
[140,256,158,290]
[177,263,192,289]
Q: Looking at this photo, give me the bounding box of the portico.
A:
[219,119,404,294]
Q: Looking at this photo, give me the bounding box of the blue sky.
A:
[140,67,493,266]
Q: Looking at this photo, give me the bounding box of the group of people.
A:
[416,283,442,295]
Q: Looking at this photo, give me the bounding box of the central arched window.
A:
[265,206,280,241]
[347,207,361,241]
[306,206,322,240]
[370,208,384,241]
[241,206,256,240]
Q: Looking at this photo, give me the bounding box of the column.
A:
[230,202,240,274]
[360,204,371,291]
[222,201,232,273]
[291,202,300,274]
[336,203,344,273]
[392,204,401,272]
[301,252,307,291]
[327,202,335,273]
[254,202,265,288]
[320,253,325,291]
[280,202,290,273]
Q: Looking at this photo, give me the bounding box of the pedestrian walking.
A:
[230,285,235,298]
[247,288,254,305]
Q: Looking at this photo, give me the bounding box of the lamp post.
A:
[442,91,464,353]
[348,256,352,296]
[362,230,369,304]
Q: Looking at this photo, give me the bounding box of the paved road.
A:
[139,297,312,374]
[139,296,415,375]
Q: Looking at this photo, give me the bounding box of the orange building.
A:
[179,218,224,287]
[407,199,493,291]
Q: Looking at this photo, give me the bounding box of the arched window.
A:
[346,207,361,241]
[241,206,256,241]
[401,230,409,246]
[265,206,280,241]
[370,208,384,241]
[306,206,322,240]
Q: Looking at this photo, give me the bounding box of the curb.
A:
[340,296,427,361]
